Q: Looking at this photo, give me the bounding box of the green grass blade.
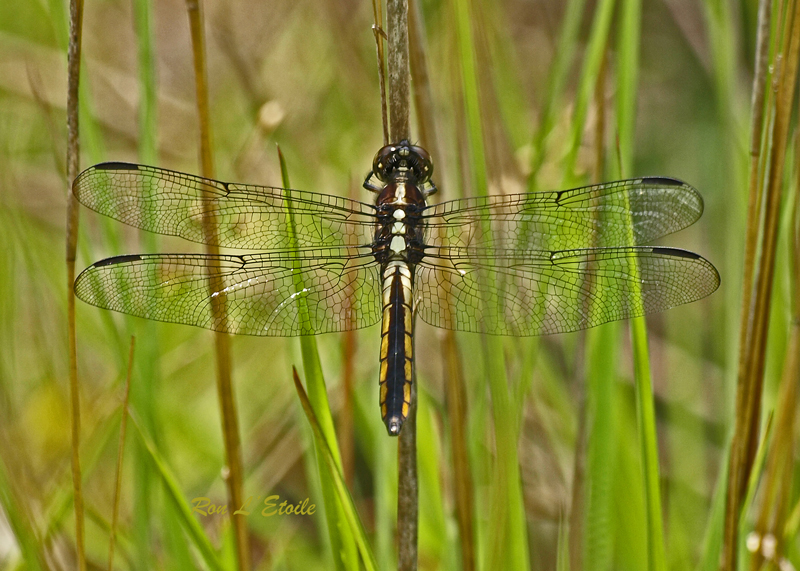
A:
[583,325,617,571]
[292,368,379,571]
[452,0,529,568]
[129,412,225,571]
[615,0,641,177]
[630,320,667,571]
[611,391,649,570]
[278,148,358,570]
[556,517,571,571]
[529,0,587,187]
[130,0,167,568]
[563,0,616,179]
[615,0,667,567]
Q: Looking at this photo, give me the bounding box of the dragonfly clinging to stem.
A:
[73,141,720,435]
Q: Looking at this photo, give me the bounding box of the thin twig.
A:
[397,372,418,571]
[65,0,86,568]
[386,1,417,569]
[372,0,389,145]
[185,2,250,569]
[387,0,411,142]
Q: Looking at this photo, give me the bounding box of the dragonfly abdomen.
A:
[379,260,414,436]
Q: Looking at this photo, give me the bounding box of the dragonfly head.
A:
[372,141,433,185]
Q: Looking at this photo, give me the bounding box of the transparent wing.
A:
[73,163,377,249]
[423,177,704,250]
[414,246,720,336]
[74,247,381,336]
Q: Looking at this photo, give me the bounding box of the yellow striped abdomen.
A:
[379,260,413,435]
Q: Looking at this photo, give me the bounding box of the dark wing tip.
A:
[650,246,701,259]
[74,254,145,300]
[73,162,141,195]
[651,247,721,294]
[93,162,141,171]
[91,254,143,267]
[641,176,704,219]
[640,176,687,186]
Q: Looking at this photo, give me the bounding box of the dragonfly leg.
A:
[421,181,438,197]
[363,171,383,193]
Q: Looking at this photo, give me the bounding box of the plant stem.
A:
[386,1,417,568]
[65,0,86,568]
[186,2,249,569]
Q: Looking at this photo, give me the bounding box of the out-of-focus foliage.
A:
[0,0,796,570]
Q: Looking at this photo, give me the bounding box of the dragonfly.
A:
[73,141,720,436]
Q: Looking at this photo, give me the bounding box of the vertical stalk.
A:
[581,41,615,571]
[185,2,249,569]
[280,147,358,571]
[739,0,773,337]
[572,44,611,571]
[371,0,389,145]
[616,3,683,571]
[387,0,410,141]
[65,0,86,568]
[616,0,667,567]
[290,370,379,570]
[723,1,800,568]
[130,1,166,566]
[748,324,799,569]
[385,1,418,568]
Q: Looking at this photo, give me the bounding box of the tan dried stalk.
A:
[723,0,800,568]
[65,0,86,568]
[185,1,249,569]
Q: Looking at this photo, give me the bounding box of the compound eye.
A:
[410,145,433,182]
[372,142,434,182]
[372,146,396,182]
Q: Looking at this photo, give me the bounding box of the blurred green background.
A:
[0,0,795,569]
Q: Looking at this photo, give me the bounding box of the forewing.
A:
[73,162,377,249]
[415,246,720,336]
[74,248,381,336]
[423,177,704,250]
